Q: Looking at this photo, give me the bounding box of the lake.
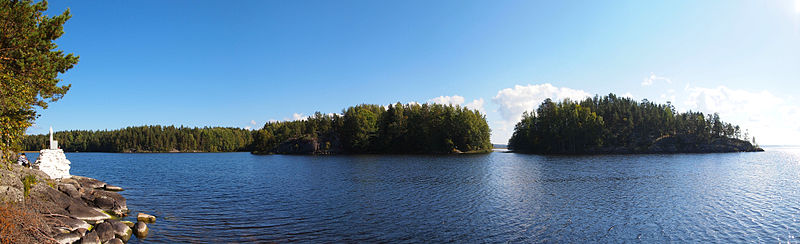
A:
[27,147,800,242]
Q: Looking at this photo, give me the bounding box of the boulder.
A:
[72,176,106,189]
[66,203,111,224]
[103,185,123,191]
[87,190,128,217]
[137,213,156,223]
[55,232,82,244]
[133,221,148,239]
[48,215,91,232]
[80,231,100,244]
[94,221,115,242]
[108,220,132,242]
[105,238,124,244]
[120,221,134,228]
[58,183,81,198]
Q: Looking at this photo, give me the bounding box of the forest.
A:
[508,93,759,154]
[252,103,492,154]
[22,103,492,154]
[22,126,254,152]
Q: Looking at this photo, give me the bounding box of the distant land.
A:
[509,93,763,154]
[25,103,493,155]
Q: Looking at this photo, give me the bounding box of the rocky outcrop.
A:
[0,163,152,243]
[577,135,764,154]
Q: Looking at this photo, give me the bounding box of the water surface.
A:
[29,147,800,242]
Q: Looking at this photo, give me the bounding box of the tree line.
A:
[253,103,492,154]
[509,93,755,154]
[23,126,254,152]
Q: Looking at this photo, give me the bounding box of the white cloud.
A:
[621,92,635,99]
[426,95,485,113]
[292,113,307,121]
[683,85,800,145]
[642,73,672,86]
[491,83,591,144]
[465,98,485,113]
[250,120,257,125]
[428,95,465,105]
[492,83,591,123]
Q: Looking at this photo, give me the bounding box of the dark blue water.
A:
[28,147,800,242]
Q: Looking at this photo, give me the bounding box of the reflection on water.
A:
[28,147,800,242]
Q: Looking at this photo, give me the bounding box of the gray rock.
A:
[55,232,81,244]
[133,221,148,239]
[76,227,88,237]
[104,238,124,244]
[108,220,133,242]
[58,183,81,198]
[89,190,128,217]
[120,221,134,228]
[48,215,91,232]
[137,212,156,223]
[72,176,106,189]
[94,221,115,242]
[0,185,23,203]
[66,203,110,224]
[80,231,100,244]
[103,185,123,191]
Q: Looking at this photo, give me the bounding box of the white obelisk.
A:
[49,126,58,149]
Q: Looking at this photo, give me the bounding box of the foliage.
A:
[22,125,254,152]
[0,0,78,164]
[509,94,749,154]
[22,175,36,197]
[0,202,51,244]
[253,103,492,154]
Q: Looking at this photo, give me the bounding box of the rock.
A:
[104,238,124,244]
[103,185,123,191]
[67,203,111,224]
[76,228,88,237]
[35,148,71,179]
[108,220,132,242]
[0,185,23,203]
[80,231,100,244]
[133,221,148,239]
[72,176,106,189]
[58,183,81,198]
[55,232,81,244]
[120,221,134,228]
[94,222,115,242]
[48,215,91,232]
[93,197,115,211]
[87,190,128,217]
[137,213,156,223]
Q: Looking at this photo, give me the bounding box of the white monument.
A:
[35,126,71,179]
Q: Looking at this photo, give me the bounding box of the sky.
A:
[32,0,800,145]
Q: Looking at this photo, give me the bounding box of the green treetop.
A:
[0,0,78,163]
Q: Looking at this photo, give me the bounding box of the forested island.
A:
[23,126,254,152]
[253,103,492,154]
[23,103,492,154]
[508,94,763,154]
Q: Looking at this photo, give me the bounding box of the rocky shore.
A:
[0,163,152,243]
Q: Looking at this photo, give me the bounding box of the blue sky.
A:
[34,0,800,145]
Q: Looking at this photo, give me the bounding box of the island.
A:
[252,103,493,154]
[508,94,763,154]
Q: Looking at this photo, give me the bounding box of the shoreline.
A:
[0,163,152,243]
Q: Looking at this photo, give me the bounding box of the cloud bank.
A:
[490,83,591,144]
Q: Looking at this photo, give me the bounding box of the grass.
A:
[22,175,37,197]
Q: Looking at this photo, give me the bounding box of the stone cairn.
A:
[35,126,71,179]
